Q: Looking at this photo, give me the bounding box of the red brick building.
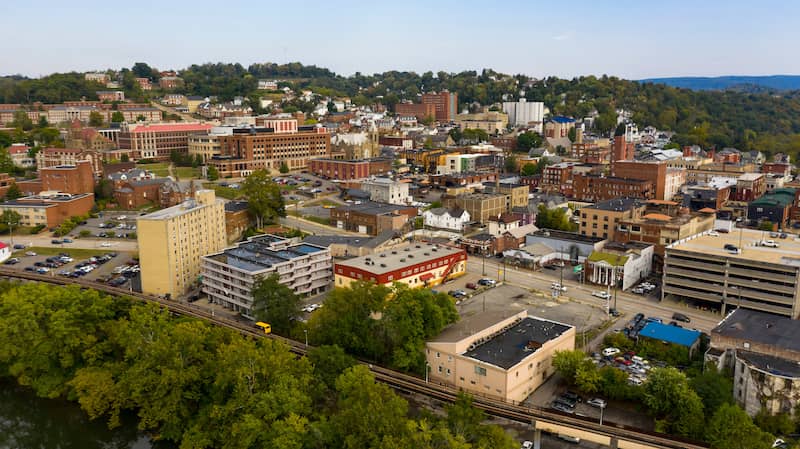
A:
[0,193,95,228]
[762,162,792,178]
[612,134,634,163]
[37,147,103,176]
[572,142,611,164]
[118,122,213,161]
[541,162,576,196]
[378,135,414,149]
[39,161,95,194]
[421,91,458,122]
[394,103,437,121]
[96,91,125,102]
[212,126,331,177]
[572,173,654,202]
[308,159,392,180]
[612,160,668,200]
[135,78,152,90]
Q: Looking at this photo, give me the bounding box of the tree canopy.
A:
[241,169,285,229]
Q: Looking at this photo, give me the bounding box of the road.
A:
[466,258,723,334]
[148,101,198,122]
[279,215,362,236]
[9,233,139,252]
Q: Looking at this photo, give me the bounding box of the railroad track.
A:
[0,267,708,449]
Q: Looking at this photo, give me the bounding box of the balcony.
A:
[663,285,723,303]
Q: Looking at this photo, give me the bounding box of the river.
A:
[0,379,175,449]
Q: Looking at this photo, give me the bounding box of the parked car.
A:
[587,398,607,408]
[550,401,574,414]
[609,308,621,317]
[761,240,780,248]
[562,391,582,403]
[466,282,477,289]
[592,291,611,299]
[13,244,25,250]
[36,267,50,274]
[4,258,19,265]
[478,278,496,286]
[602,347,621,357]
[672,312,691,323]
[707,230,719,236]
[557,434,581,444]
[25,251,37,256]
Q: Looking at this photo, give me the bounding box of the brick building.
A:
[731,173,766,202]
[422,91,458,122]
[36,147,103,177]
[612,160,686,201]
[159,76,184,90]
[572,173,654,203]
[579,198,646,241]
[224,201,252,243]
[394,102,437,121]
[544,116,575,138]
[308,158,391,180]
[442,192,509,223]
[330,201,418,235]
[612,134,634,162]
[96,91,125,102]
[118,122,213,161]
[211,126,330,177]
[39,161,95,194]
[0,192,95,227]
[541,162,576,196]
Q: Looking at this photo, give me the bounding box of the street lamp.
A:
[425,361,430,383]
[599,403,606,425]
[303,329,308,348]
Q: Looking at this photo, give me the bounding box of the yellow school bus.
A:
[255,322,272,334]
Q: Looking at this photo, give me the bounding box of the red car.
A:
[615,357,632,366]
[466,282,477,289]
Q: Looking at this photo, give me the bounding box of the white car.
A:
[761,240,780,248]
[602,347,620,357]
[708,230,720,236]
[521,441,533,449]
[100,242,112,247]
[592,291,611,299]
[25,251,37,256]
[587,398,607,408]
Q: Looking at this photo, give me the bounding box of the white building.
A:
[361,178,411,205]
[586,242,653,291]
[423,208,471,231]
[487,214,520,236]
[502,99,545,132]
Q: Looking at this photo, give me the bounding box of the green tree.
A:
[504,154,518,173]
[88,111,104,127]
[0,148,14,173]
[37,115,49,128]
[111,111,125,123]
[552,350,587,385]
[120,154,130,162]
[706,403,774,449]
[0,209,21,229]
[516,131,543,151]
[10,111,33,131]
[307,345,356,391]
[327,100,337,113]
[690,367,733,414]
[94,179,114,201]
[759,220,774,231]
[575,362,603,394]
[754,410,795,436]
[521,163,537,176]
[242,170,285,228]
[206,165,219,181]
[279,161,290,174]
[567,127,577,142]
[132,62,154,79]
[251,273,300,335]
[535,204,575,231]
[643,367,705,438]
[448,127,462,144]
[136,114,146,122]
[4,183,22,201]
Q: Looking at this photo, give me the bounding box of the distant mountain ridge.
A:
[639,75,800,91]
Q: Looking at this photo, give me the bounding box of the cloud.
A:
[552,32,572,41]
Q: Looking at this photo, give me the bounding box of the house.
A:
[422,207,470,231]
[586,242,653,290]
[487,213,520,236]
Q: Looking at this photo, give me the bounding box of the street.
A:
[465,257,723,334]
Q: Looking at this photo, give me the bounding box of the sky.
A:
[3,0,800,80]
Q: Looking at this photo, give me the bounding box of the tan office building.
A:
[426,310,575,403]
[138,190,226,298]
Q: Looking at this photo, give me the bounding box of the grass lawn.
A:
[136,162,170,177]
[302,216,331,226]
[202,183,243,200]
[13,246,133,259]
[175,166,201,179]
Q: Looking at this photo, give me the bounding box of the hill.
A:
[640,75,800,92]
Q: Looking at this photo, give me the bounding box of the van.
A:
[557,434,581,444]
[602,347,620,357]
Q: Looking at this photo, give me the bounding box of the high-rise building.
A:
[137,190,226,298]
[612,134,634,163]
[421,91,458,122]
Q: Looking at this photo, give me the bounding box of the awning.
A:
[420,273,434,281]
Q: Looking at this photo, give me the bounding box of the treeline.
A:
[0,73,106,104]
[0,282,515,449]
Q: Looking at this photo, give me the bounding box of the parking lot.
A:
[5,247,139,290]
[69,211,141,242]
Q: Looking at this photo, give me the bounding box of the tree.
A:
[536,204,575,232]
[521,163,537,176]
[88,111,104,127]
[120,154,129,162]
[307,345,356,391]
[690,367,733,414]
[206,165,219,181]
[552,350,587,385]
[643,367,705,437]
[241,169,285,228]
[327,100,337,113]
[251,273,300,335]
[37,115,49,128]
[10,111,33,131]
[759,220,774,231]
[94,179,114,201]
[754,410,795,436]
[136,114,146,122]
[279,161,290,174]
[0,209,21,228]
[567,127,577,142]
[516,131,543,151]
[0,148,14,173]
[111,111,125,123]
[131,62,154,79]
[448,128,462,144]
[504,154,518,173]
[706,403,774,449]
[4,183,22,201]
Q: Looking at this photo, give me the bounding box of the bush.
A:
[127,232,137,239]
[30,224,45,234]
[78,230,91,238]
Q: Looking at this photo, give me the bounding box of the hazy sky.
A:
[3,0,799,79]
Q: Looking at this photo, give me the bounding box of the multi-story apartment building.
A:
[618,203,715,258]
[663,229,800,318]
[443,192,509,224]
[188,133,222,163]
[394,102,437,121]
[308,158,392,180]
[201,234,332,318]
[544,116,575,138]
[118,107,162,122]
[211,125,330,177]
[572,173,654,202]
[135,78,152,90]
[421,91,458,122]
[612,160,686,201]
[502,99,544,131]
[137,190,226,298]
[732,173,766,201]
[541,162,577,195]
[96,91,125,102]
[0,192,94,227]
[84,72,111,84]
[579,198,646,241]
[687,162,755,184]
[483,182,530,209]
[360,178,411,205]
[119,122,213,161]
[334,242,466,288]
[453,111,509,134]
[159,76,184,90]
[426,310,574,403]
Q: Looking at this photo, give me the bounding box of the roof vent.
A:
[400,258,406,262]
[408,254,414,258]
[380,263,386,267]
[391,251,397,254]
[380,254,386,257]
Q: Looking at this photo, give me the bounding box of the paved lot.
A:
[6,249,138,289]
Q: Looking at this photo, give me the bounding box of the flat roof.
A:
[639,322,701,347]
[463,316,572,370]
[713,308,800,353]
[207,235,326,272]
[585,197,643,212]
[334,201,415,215]
[737,350,800,378]
[335,243,463,276]
[669,228,800,265]
[140,191,218,220]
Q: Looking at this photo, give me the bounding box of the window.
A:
[438,366,442,373]
[446,368,451,376]
[474,366,487,376]
[436,352,440,358]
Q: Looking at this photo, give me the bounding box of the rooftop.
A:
[668,228,800,265]
[639,322,701,347]
[584,197,643,212]
[737,350,800,378]
[334,201,415,216]
[530,229,605,244]
[128,123,213,134]
[463,316,572,369]
[224,200,249,213]
[750,188,796,207]
[335,243,464,276]
[139,190,218,220]
[712,308,800,353]
[207,235,327,273]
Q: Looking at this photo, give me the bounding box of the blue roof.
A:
[639,322,701,347]
[550,116,575,124]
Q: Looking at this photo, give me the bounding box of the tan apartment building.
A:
[137,190,226,299]
[454,111,509,134]
[618,202,715,258]
[188,133,222,163]
[579,197,646,241]
[426,310,575,403]
[663,229,800,318]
